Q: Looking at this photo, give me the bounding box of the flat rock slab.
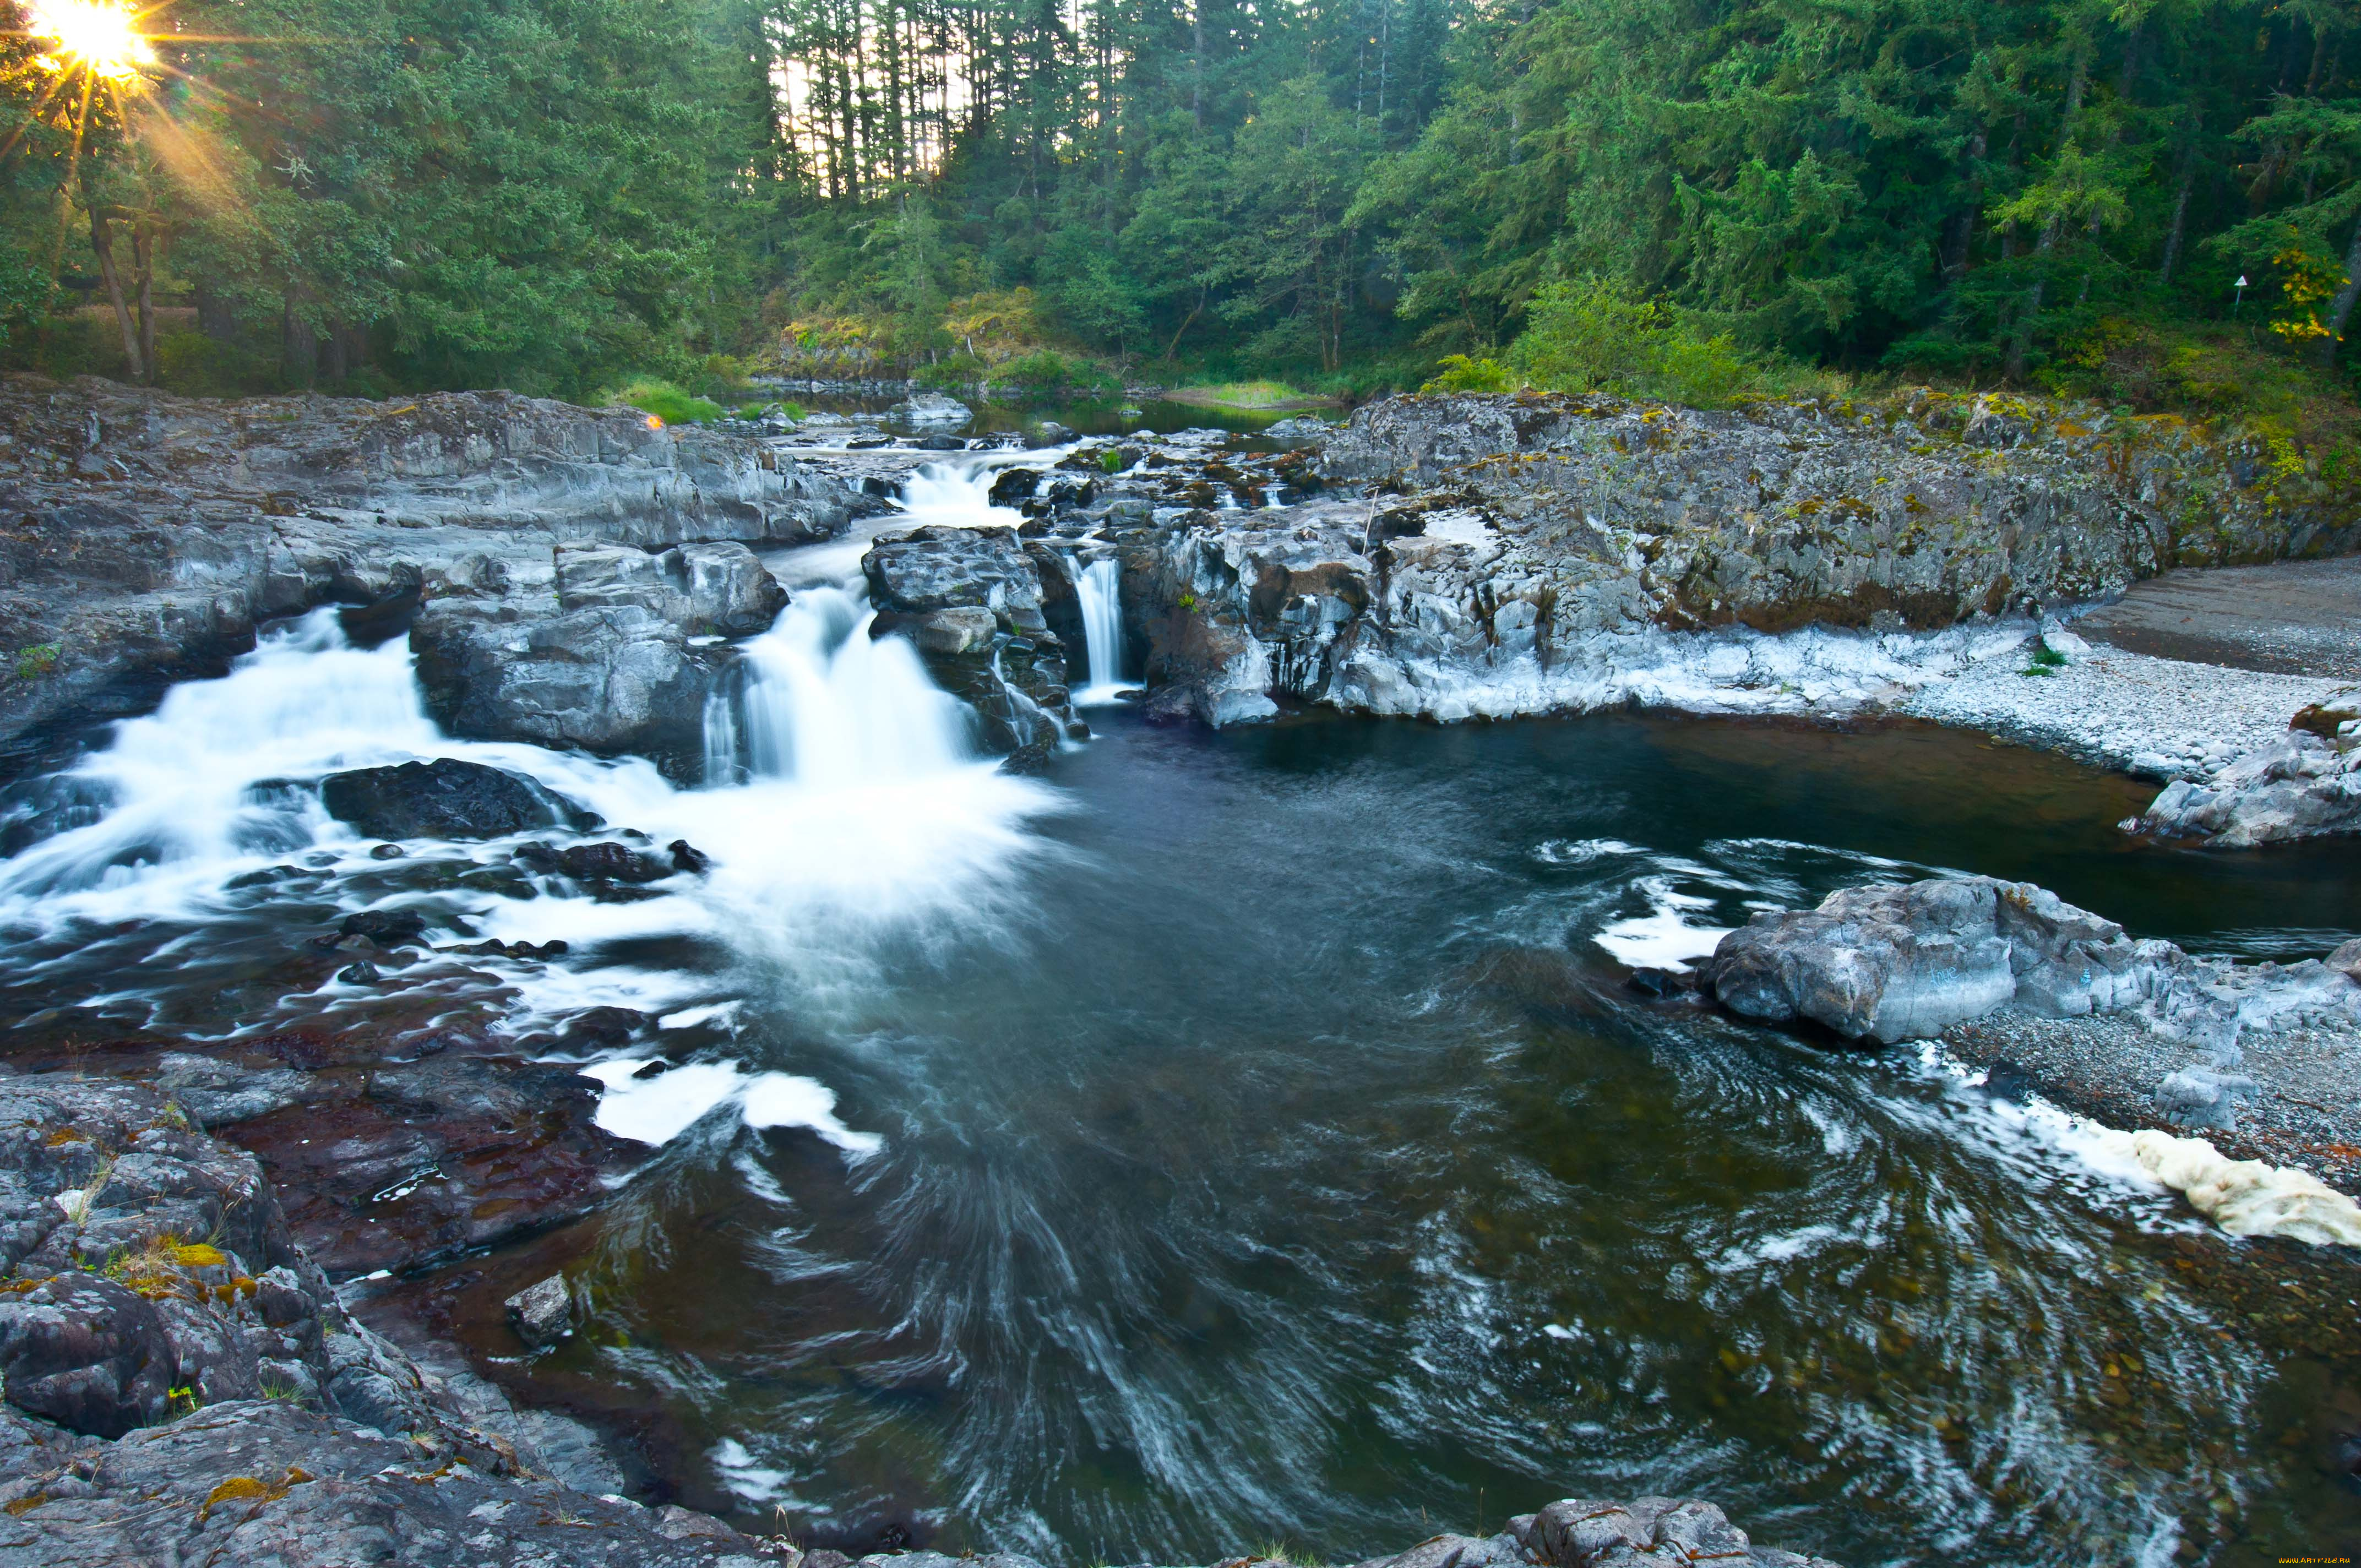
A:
[2075,555,2361,679]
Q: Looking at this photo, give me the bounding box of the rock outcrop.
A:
[1063,390,2361,729]
[0,375,847,765]
[411,539,788,771]
[861,526,1084,763]
[2136,725,2361,846]
[1704,875,2361,1054]
[0,1069,794,1565]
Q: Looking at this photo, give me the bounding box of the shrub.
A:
[1422,354,1514,393]
[609,377,725,426]
[1506,276,1776,408]
[994,350,1119,395]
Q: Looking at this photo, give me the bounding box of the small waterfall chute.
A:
[715,586,975,790]
[1074,557,1133,705]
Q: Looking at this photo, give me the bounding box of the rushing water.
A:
[1075,557,1130,704]
[1,459,2357,1567]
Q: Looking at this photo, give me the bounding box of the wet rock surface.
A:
[0,374,848,766]
[0,1070,1843,1568]
[320,756,575,840]
[0,1070,794,1566]
[1704,875,2361,1196]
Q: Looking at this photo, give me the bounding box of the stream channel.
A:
[1,406,2356,1567]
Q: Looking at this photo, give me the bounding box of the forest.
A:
[8,0,2361,422]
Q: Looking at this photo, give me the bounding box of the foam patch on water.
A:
[2081,1126,2361,1247]
[1592,879,1734,971]
[583,1057,882,1156]
[711,1437,791,1504]
[1917,1047,2361,1246]
[1535,837,1639,865]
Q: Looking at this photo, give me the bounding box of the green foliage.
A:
[993,351,1117,395]
[1423,356,1514,394]
[0,0,2354,428]
[1500,278,1796,408]
[11,644,59,682]
[1176,380,1315,407]
[610,379,726,426]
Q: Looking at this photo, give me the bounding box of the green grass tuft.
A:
[609,377,725,426]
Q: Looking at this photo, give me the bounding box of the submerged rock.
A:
[319,758,567,841]
[504,1275,574,1349]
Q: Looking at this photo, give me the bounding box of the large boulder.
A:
[2138,729,2361,846]
[410,600,718,771]
[318,758,568,840]
[1708,877,2176,1044]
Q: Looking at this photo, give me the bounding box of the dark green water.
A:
[394,710,2361,1568]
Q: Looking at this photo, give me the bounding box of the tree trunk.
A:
[1192,0,1204,129]
[89,211,144,383]
[2317,215,2361,367]
[130,223,156,381]
[2159,122,2199,284]
[281,293,319,387]
[195,285,235,342]
[1940,130,1987,282]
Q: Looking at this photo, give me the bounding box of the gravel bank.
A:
[1894,639,2343,782]
[2075,555,2361,679]
[1942,1009,2361,1195]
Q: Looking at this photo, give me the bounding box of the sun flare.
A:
[26,0,156,84]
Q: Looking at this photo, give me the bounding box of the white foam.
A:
[1592,880,1733,971]
[583,1058,746,1144]
[1535,837,1639,865]
[2085,1127,2361,1248]
[739,1071,884,1155]
[712,1437,791,1504]
[582,1057,883,1157]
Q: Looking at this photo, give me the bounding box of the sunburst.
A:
[25,0,157,85]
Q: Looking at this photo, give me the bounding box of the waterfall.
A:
[899,459,1026,530]
[0,609,441,906]
[1075,558,1131,705]
[708,586,974,789]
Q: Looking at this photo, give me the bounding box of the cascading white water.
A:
[1075,558,1131,705]
[711,587,973,788]
[763,455,1036,589]
[899,459,1027,530]
[0,609,440,910]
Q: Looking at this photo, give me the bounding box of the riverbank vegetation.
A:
[8,0,2361,440]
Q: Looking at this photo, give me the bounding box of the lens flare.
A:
[26,0,156,83]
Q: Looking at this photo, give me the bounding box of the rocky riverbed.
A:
[3,375,2360,1564]
[0,1069,1850,1568]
